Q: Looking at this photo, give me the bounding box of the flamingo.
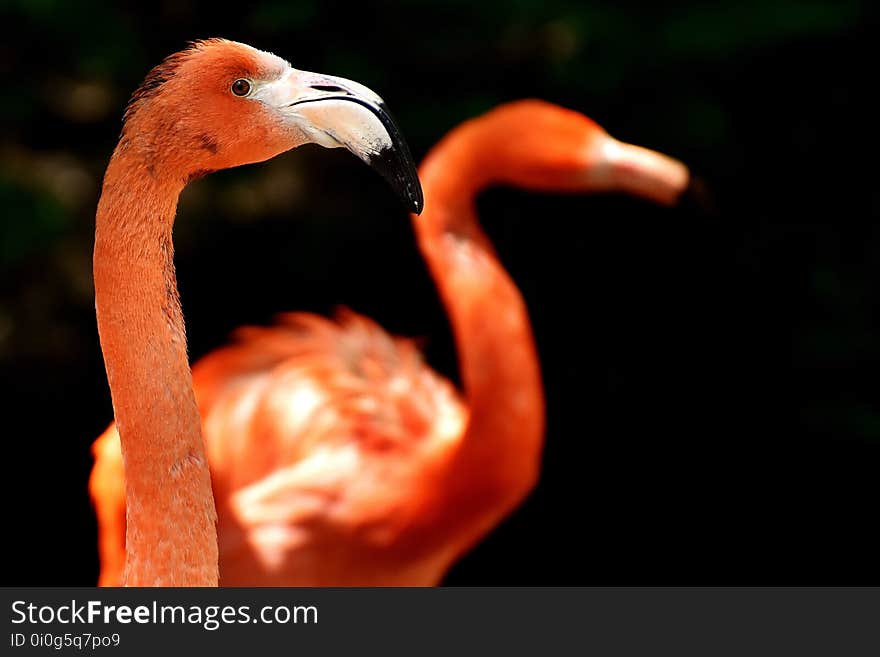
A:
[91,38,422,586]
[91,99,692,586]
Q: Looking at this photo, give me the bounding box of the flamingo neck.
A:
[94,148,218,586]
[412,130,545,547]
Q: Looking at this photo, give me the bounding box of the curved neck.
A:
[412,127,545,543]
[94,148,218,586]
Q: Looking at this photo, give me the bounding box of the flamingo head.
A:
[425,99,697,208]
[120,39,423,213]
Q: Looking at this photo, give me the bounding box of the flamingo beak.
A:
[591,138,690,207]
[276,70,424,214]
[591,137,716,214]
[675,175,718,216]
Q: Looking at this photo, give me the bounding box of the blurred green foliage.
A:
[0,0,874,373]
[0,0,876,408]
[0,177,67,268]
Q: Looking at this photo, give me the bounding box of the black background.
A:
[1,1,878,584]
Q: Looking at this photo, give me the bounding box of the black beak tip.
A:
[677,174,718,217]
[409,181,424,215]
[370,144,424,215]
[368,101,424,215]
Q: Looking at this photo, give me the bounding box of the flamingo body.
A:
[95,311,467,585]
[92,100,692,585]
[91,38,422,586]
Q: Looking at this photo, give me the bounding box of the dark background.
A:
[1,0,878,585]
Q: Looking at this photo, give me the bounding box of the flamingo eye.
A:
[231,79,252,97]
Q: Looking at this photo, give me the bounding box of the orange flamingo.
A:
[91,99,692,586]
[92,38,422,586]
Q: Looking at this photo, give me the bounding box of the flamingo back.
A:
[90,310,468,585]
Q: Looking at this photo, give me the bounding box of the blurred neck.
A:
[93,146,218,586]
[411,125,544,550]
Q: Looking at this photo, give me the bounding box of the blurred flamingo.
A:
[91,99,693,585]
[91,38,421,586]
